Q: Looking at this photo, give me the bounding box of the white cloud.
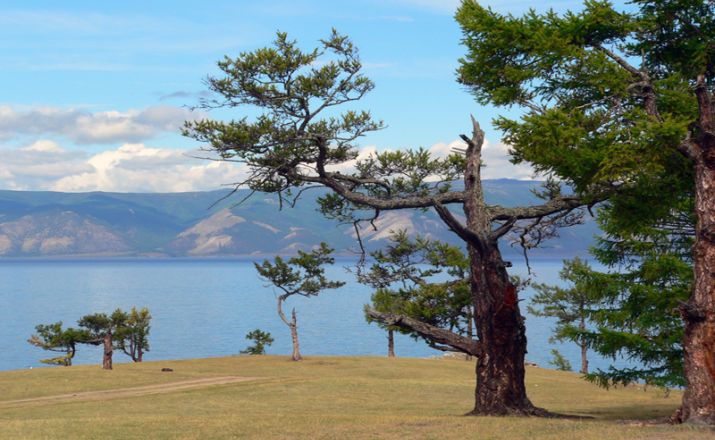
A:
[328,139,534,180]
[0,141,245,192]
[0,141,91,190]
[428,139,535,180]
[0,105,202,144]
[53,144,246,193]
[0,137,532,193]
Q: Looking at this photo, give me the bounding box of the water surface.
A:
[0,258,621,372]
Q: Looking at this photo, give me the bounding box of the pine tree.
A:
[529,258,600,374]
[255,243,345,361]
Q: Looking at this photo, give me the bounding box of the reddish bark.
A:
[679,159,715,426]
[677,76,715,426]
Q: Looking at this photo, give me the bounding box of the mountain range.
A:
[0,180,600,259]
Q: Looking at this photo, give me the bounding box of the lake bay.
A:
[0,258,619,372]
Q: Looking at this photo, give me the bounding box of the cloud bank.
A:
[0,105,201,144]
[0,141,245,192]
[0,136,532,193]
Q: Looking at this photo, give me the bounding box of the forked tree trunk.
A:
[289,308,302,361]
[277,297,302,361]
[102,332,113,370]
[387,329,395,358]
[679,158,715,425]
[458,120,542,416]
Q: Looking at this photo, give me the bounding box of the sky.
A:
[0,0,625,193]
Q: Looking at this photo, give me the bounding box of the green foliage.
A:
[31,307,153,365]
[549,349,573,372]
[241,329,274,355]
[255,242,345,298]
[28,322,87,367]
[456,0,696,198]
[361,231,474,349]
[456,0,706,390]
[529,258,600,344]
[183,30,467,226]
[77,309,128,344]
[114,307,152,362]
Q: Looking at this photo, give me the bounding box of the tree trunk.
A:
[459,118,542,416]
[137,346,143,362]
[387,329,395,358]
[290,308,302,361]
[102,332,113,370]
[679,159,715,426]
[676,79,715,426]
[466,308,474,361]
[468,246,541,415]
[579,318,588,374]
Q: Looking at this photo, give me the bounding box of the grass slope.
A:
[0,356,710,439]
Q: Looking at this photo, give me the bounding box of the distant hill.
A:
[0,180,600,259]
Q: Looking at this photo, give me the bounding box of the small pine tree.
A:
[528,258,599,374]
[241,329,274,355]
[549,349,573,372]
[255,243,345,361]
[28,322,87,367]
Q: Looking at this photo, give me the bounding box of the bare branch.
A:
[366,309,481,356]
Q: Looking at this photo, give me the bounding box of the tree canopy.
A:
[456,0,715,425]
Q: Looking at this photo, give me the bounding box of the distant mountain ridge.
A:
[0,180,600,258]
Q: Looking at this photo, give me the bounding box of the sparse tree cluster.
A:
[176,0,715,426]
[29,307,151,370]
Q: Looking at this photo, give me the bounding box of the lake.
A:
[0,258,622,372]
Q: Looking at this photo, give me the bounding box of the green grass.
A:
[0,355,711,439]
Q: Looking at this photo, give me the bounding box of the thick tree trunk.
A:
[468,246,541,415]
[579,318,588,374]
[102,332,113,370]
[290,309,302,361]
[676,78,715,426]
[137,347,143,362]
[679,160,715,426]
[387,329,395,358]
[459,118,542,416]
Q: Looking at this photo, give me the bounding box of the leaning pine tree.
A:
[456,0,715,424]
[184,31,604,416]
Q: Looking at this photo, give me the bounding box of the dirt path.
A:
[0,376,257,408]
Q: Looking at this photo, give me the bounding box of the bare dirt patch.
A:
[0,376,257,408]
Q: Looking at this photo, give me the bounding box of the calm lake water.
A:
[0,258,623,372]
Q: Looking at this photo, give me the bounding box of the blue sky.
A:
[0,0,626,192]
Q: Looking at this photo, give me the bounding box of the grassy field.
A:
[0,355,712,439]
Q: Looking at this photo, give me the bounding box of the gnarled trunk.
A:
[459,119,541,416]
[676,78,715,426]
[102,332,113,370]
[679,159,715,426]
[387,329,395,358]
[468,245,539,415]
